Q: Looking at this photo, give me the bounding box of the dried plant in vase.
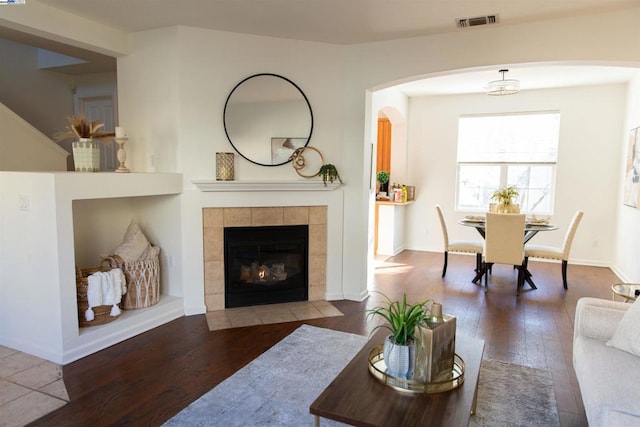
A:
[53,114,114,142]
[54,114,114,172]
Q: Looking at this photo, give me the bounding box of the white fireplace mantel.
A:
[192,180,342,192]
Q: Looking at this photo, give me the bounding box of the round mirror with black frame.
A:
[223,73,314,167]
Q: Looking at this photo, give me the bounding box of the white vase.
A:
[72,138,100,172]
[383,335,415,378]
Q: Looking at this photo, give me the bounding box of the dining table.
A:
[458,216,558,289]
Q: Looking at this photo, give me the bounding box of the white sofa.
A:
[573,297,640,426]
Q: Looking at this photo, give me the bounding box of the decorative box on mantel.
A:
[191,180,341,192]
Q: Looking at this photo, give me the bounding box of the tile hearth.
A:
[205,301,343,331]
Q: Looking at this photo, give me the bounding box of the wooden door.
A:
[377,118,391,174]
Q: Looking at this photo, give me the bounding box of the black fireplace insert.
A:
[224,225,308,308]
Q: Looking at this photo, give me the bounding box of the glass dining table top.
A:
[458,217,558,242]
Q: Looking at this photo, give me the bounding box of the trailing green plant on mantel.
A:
[318,164,343,186]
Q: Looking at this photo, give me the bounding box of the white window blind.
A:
[456,111,560,214]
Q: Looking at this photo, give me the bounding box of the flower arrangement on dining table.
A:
[491,185,520,213]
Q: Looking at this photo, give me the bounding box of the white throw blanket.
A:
[85,268,127,321]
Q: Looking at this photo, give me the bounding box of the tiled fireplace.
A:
[203,206,327,311]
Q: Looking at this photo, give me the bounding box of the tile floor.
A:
[205,300,343,331]
[0,346,68,427]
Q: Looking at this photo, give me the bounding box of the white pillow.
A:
[139,244,160,261]
[122,220,139,242]
[112,223,150,263]
[607,298,640,356]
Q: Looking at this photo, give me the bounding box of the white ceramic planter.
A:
[72,138,100,172]
[383,335,415,378]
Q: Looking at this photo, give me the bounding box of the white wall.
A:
[0,38,74,140]
[116,26,354,311]
[368,88,409,286]
[615,73,640,281]
[403,84,627,266]
[2,5,640,325]
[58,9,640,311]
[0,38,118,171]
[346,7,640,299]
[0,103,69,171]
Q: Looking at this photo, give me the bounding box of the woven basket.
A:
[105,249,160,310]
[76,260,122,327]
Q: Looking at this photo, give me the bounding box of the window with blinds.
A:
[456,111,560,214]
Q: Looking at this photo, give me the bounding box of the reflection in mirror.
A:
[223,73,313,166]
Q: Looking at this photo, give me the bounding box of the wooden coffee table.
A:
[310,329,485,426]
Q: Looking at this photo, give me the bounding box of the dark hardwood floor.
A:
[31,250,617,426]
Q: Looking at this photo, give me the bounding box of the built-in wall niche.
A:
[0,172,184,364]
[72,194,182,297]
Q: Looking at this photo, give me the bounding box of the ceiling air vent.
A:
[456,14,499,28]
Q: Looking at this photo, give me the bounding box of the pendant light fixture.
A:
[486,69,520,96]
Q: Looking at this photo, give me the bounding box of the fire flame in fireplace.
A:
[240,262,288,284]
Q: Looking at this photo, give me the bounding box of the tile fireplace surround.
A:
[203,206,327,311]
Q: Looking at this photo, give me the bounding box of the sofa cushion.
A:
[607,298,640,357]
[574,334,640,426]
[579,304,626,341]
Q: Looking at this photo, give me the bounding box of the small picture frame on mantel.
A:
[271,137,307,164]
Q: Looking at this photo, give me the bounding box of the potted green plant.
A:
[491,185,520,213]
[376,170,390,194]
[366,292,430,378]
[318,164,343,186]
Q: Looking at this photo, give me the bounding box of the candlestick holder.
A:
[114,137,130,173]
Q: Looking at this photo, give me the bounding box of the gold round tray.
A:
[368,344,465,393]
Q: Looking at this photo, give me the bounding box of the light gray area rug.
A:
[470,359,560,427]
[164,325,367,426]
[166,325,560,426]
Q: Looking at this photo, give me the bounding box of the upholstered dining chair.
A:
[435,205,483,277]
[478,213,527,292]
[524,210,584,289]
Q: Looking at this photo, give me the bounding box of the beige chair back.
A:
[435,205,450,251]
[562,210,584,260]
[485,213,526,266]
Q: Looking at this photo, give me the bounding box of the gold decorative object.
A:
[611,283,640,302]
[368,345,465,393]
[414,303,457,383]
[216,152,235,181]
[289,146,324,178]
[114,137,130,173]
